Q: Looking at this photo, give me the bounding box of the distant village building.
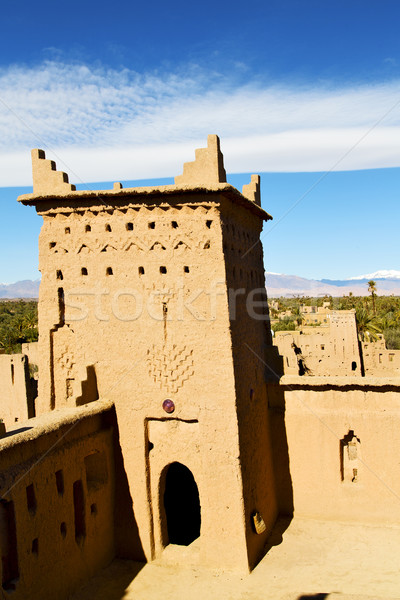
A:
[273,304,400,377]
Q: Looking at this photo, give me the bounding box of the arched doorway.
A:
[163,462,201,546]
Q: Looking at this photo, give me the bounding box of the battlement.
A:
[19,137,271,221]
[242,174,261,206]
[174,134,226,185]
[31,149,76,195]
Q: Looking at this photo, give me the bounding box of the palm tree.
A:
[355,306,381,342]
[367,280,377,315]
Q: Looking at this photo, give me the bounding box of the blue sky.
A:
[1,0,399,281]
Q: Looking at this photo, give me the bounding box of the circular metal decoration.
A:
[162,399,175,414]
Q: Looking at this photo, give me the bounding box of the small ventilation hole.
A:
[81,267,88,276]
[138,266,144,275]
[26,484,37,513]
[126,223,133,231]
[31,538,38,555]
[160,266,167,274]
[106,267,113,276]
[206,220,212,228]
[65,227,70,234]
[85,224,91,232]
[184,266,189,273]
[55,470,64,495]
[56,270,63,280]
[148,222,155,229]
[105,224,112,232]
[172,221,178,228]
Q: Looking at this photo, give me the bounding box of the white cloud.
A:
[1,61,400,186]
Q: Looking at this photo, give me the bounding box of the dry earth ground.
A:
[71,517,400,600]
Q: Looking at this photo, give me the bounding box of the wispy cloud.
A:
[1,61,400,186]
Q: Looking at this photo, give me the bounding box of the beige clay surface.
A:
[71,517,400,600]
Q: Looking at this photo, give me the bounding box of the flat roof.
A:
[18,182,273,221]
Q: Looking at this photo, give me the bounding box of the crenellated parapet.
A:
[31,149,76,195]
[174,134,227,186]
[242,174,261,207]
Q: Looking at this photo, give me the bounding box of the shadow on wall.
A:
[76,365,99,406]
[297,595,330,600]
[267,381,294,518]
[103,405,146,562]
[2,426,33,438]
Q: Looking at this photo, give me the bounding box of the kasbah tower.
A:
[18,135,280,572]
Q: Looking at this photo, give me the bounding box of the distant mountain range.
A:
[266,270,400,297]
[0,280,40,299]
[0,271,399,299]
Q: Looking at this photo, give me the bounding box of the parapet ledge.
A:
[242,174,261,206]
[31,149,76,195]
[175,134,227,186]
[0,398,114,450]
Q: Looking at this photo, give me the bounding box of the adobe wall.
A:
[0,354,35,430]
[21,342,39,367]
[222,198,278,567]
[269,377,400,524]
[0,400,115,600]
[362,338,400,376]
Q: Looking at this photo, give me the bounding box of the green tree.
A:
[355,306,381,342]
[367,280,377,315]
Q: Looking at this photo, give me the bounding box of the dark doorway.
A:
[163,463,200,546]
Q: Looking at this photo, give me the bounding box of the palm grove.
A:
[0,300,38,354]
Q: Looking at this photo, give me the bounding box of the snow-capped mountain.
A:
[265,272,400,297]
[346,270,400,280]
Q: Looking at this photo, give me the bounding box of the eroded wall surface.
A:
[274,311,362,376]
[0,354,36,430]
[362,338,400,376]
[269,377,400,523]
[0,401,115,600]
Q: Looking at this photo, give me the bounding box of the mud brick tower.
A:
[18,136,278,571]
